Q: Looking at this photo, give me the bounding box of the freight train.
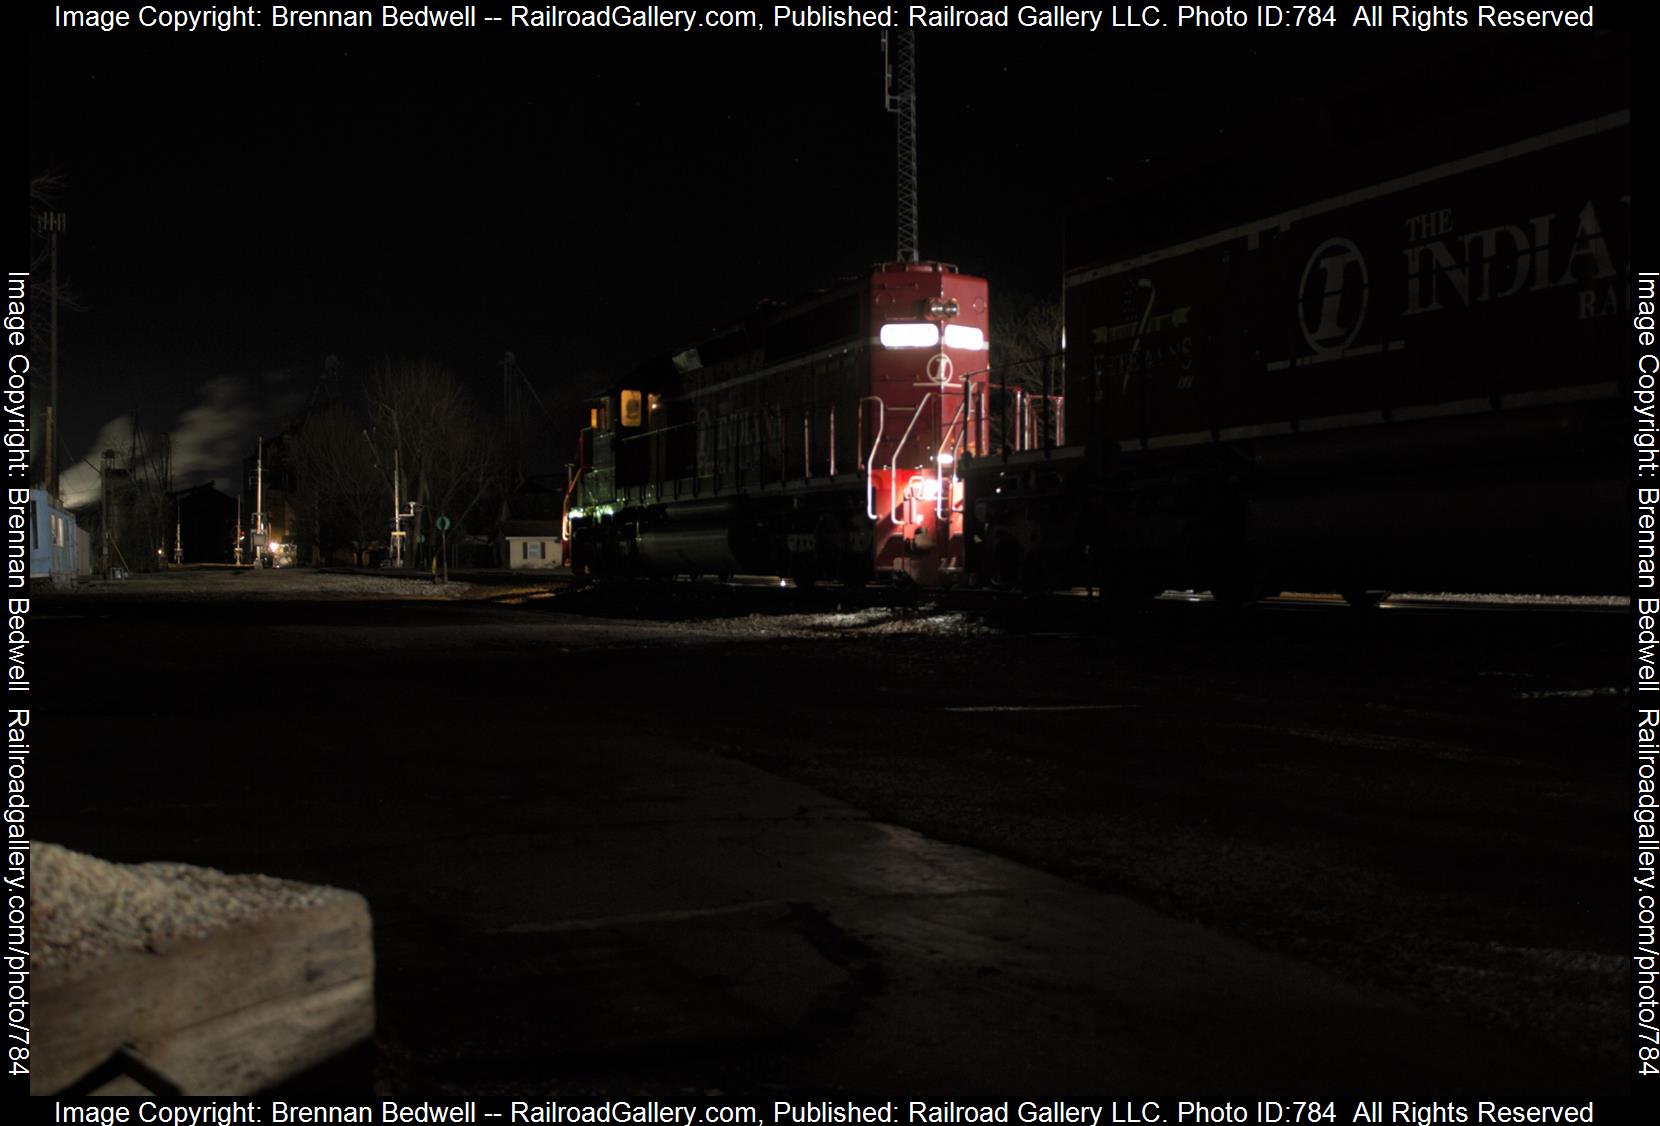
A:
[565,54,1629,602]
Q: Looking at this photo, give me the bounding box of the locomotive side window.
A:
[620,389,643,427]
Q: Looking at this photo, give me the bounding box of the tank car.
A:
[564,261,992,586]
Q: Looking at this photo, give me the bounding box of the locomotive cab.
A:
[864,261,990,584]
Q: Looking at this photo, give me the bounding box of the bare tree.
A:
[990,291,1063,391]
[986,293,1064,451]
[364,360,503,574]
[290,403,385,565]
[127,422,173,571]
[425,399,503,571]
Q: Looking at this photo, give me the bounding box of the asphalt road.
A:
[30,578,1631,1099]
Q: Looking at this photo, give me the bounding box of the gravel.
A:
[44,570,497,600]
[681,607,994,640]
[31,842,351,973]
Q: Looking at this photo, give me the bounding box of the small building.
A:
[29,490,84,584]
[170,482,239,565]
[502,520,563,570]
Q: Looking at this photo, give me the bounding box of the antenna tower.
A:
[883,31,919,263]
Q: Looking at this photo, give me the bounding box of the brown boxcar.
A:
[965,71,1629,601]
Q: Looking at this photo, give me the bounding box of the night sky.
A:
[25,7,1634,503]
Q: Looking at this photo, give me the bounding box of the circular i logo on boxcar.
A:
[1298,237,1369,355]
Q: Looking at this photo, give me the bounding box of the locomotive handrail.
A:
[956,365,1067,457]
[936,395,968,520]
[560,464,586,544]
[955,364,994,459]
[937,392,968,462]
[889,391,934,526]
[858,395,885,521]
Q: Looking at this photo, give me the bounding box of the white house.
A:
[502,520,563,570]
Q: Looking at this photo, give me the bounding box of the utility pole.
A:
[253,437,267,567]
[38,211,65,502]
[883,31,919,263]
[158,430,173,568]
[391,446,402,568]
[388,446,422,570]
[174,498,183,566]
[99,449,114,576]
[363,429,415,569]
[503,352,523,442]
[234,495,243,565]
[386,448,421,570]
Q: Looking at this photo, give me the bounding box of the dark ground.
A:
[30,578,1631,1098]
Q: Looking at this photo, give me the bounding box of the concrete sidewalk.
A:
[364,731,1593,1096]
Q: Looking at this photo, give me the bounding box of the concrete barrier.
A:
[30,844,374,1096]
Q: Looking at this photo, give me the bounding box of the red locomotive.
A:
[564,261,993,586]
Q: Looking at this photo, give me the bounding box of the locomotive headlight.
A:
[936,451,955,467]
[911,475,943,503]
[941,324,986,351]
[880,322,941,349]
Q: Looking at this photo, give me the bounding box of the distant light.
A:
[880,322,941,349]
[942,324,986,351]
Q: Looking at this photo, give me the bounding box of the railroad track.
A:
[538,574,1626,625]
